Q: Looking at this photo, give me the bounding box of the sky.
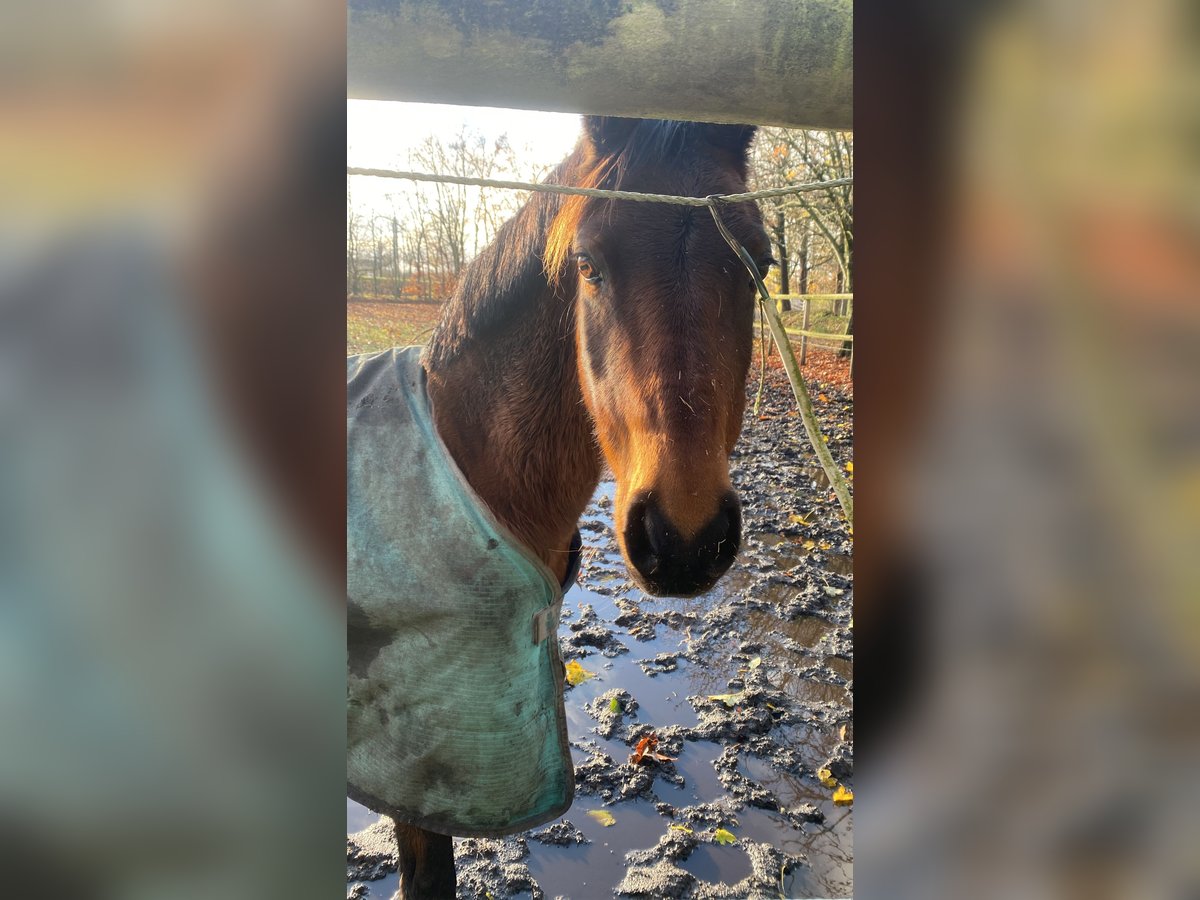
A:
[347,99,583,221]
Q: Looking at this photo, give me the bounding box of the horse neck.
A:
[424,276,601,583]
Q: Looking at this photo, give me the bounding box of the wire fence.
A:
[348,166,851,207]
[348,166,854,353]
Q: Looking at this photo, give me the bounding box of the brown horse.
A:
[387,116,771,897]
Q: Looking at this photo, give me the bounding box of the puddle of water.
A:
[731,805,847,898]
[740,756,823,809]
[734,757,853,898]
[347,797,377,834]
[747,611,832,649]
[526,800,664,899]
[679,841,753,886]
[673,741,727,804]
[348,872,398,900]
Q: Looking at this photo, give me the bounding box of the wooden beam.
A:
[348,0,853,131]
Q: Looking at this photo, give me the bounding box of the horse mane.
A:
[424,120,750,369]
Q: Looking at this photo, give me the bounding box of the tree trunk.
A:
[839,262,853,358]
[798,219,810,296]
[773,209,790,311]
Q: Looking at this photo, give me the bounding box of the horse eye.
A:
[575,254,602,284]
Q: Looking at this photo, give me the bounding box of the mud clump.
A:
[346,818,397,882]
[561,602,630,657]
[616,863,694,899]
[528,819,589,846]
[585,688,640,739]
[636,652,680,676]
[454,837,540,900]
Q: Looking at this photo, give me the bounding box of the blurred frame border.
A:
[0,2,347,896]
[855,0,1199,896]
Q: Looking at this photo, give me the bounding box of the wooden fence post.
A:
[800,296,810,365]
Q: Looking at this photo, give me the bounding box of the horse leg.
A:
[394,820,456,899]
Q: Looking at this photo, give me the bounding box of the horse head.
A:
[550,116,773,597]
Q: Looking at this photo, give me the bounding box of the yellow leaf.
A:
[818,541,832,550]
[845,461,854,473]
[749,657,762,670]
[669,824,694,834]
[833,785,854,805]
[818,393,829,402]
[788,514,811,526]
[565,660,595,686]
[817,767,837,788]
[802,540,817,551]
[587,809,616,827]
[713,828,737,845]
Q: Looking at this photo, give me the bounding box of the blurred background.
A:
[0,1,346,897]
[855,0,1199,896]
[1,0,1196,897]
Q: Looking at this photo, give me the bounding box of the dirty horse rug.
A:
[347,347,579,837]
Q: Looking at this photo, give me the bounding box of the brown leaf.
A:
[631,734,657,766]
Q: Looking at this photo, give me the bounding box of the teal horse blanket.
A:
[347,347,578,837]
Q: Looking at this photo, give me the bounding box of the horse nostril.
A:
[642,500,670,559]
[704,493,741,564]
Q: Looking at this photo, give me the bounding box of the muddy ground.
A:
[348,365,853,899]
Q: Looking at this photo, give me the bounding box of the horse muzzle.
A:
[622,490,741,597]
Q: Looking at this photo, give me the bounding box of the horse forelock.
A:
[545,120,751,285]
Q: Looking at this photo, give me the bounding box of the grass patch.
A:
[347,300,444,356]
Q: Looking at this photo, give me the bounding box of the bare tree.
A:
[350,125,571,305]
[347,189,365,298]
[749,127,854,355]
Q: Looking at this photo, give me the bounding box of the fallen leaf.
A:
[749,657,762,670]
[587,809,616,827]
[818,541,832,550]
[788,514,811,526]
[817,767,837,788]
[845,461,854,473]
[609,697,621,714]
[564,660,595,686]
[818,393,829,402]
[832,785,854,805]
[631,732,675,765]
[802,540,817,551]
[713,828,737,845]
[631,734,657,765]
[668,824,694,834]
[838,724,848,741]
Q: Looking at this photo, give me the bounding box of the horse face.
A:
[566,118,772,597]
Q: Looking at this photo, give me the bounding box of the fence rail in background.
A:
[767,293,854,366]
[772,293,853,302]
